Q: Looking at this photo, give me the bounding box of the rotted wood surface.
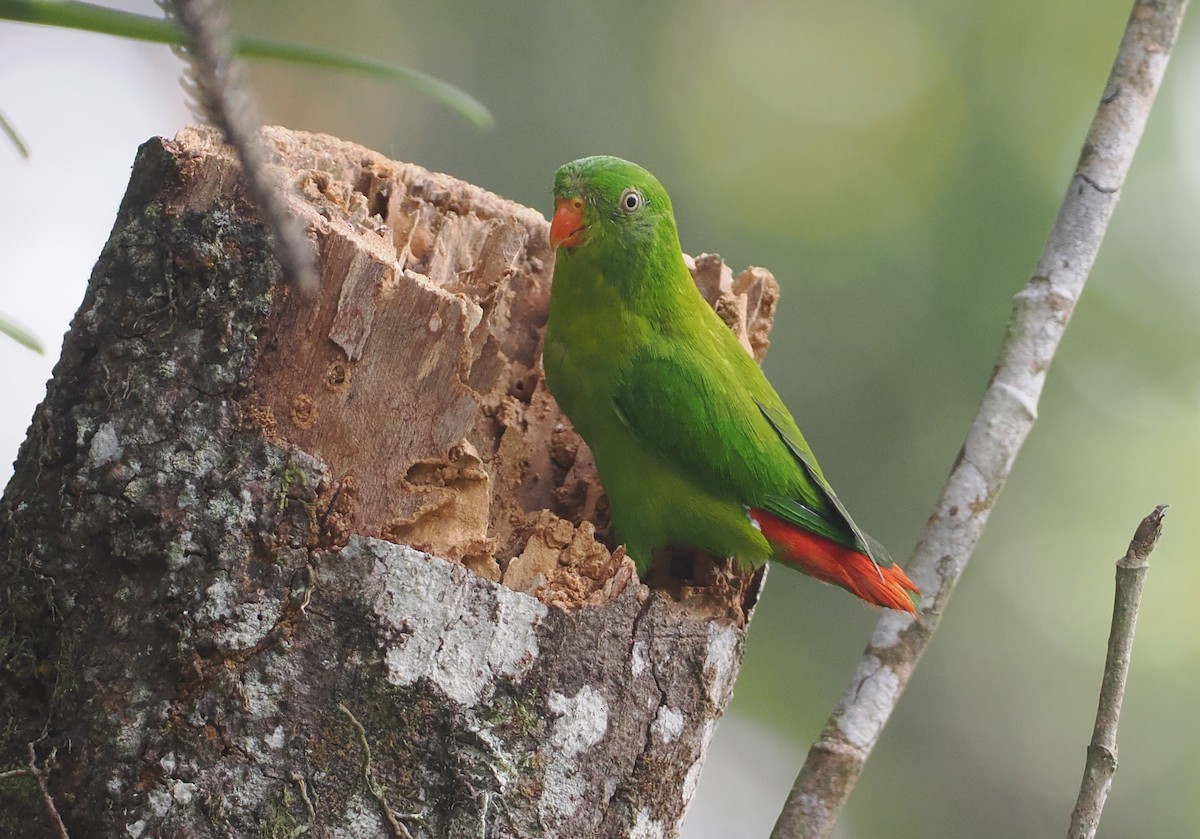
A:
[0,126,779,838]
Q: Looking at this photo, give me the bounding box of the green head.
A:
[549,156,682,278]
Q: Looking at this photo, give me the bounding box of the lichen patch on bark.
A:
[834,653,901,752]
[366,538,547,706]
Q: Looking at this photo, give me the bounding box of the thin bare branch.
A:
[771,2,1190,836]
[167,0,317,294]
[1066,505,1165,839]
[5,743,72,839]
[338,703,416,839]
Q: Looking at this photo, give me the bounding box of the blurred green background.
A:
[3,1,1198,836]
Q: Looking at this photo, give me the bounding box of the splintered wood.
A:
[184,126,779,619]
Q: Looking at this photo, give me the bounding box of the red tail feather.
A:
[750,508,920,613]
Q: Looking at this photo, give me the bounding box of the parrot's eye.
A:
[619,188,643,213]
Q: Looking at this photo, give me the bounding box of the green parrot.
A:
[542,156,919,613]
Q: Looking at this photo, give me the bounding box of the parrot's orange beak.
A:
[550,196,586,250]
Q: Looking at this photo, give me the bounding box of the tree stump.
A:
[0,126,779,838]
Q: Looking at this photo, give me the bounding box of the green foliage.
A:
[0,313,43,354]
[0,0,492,128]
[258,785,310,839]
[0,108,28,158]
[278,463,309,512]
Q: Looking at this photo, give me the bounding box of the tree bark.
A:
[0,126,777,838]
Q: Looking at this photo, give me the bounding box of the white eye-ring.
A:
[619,188,643,213]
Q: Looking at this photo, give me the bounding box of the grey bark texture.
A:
[0,126,777,838]
[1066,505,1164,839]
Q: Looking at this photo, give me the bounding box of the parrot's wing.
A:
[611,347,862,551]
[756,400,895,570]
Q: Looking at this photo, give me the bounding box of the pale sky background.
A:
[1,12,192,487]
